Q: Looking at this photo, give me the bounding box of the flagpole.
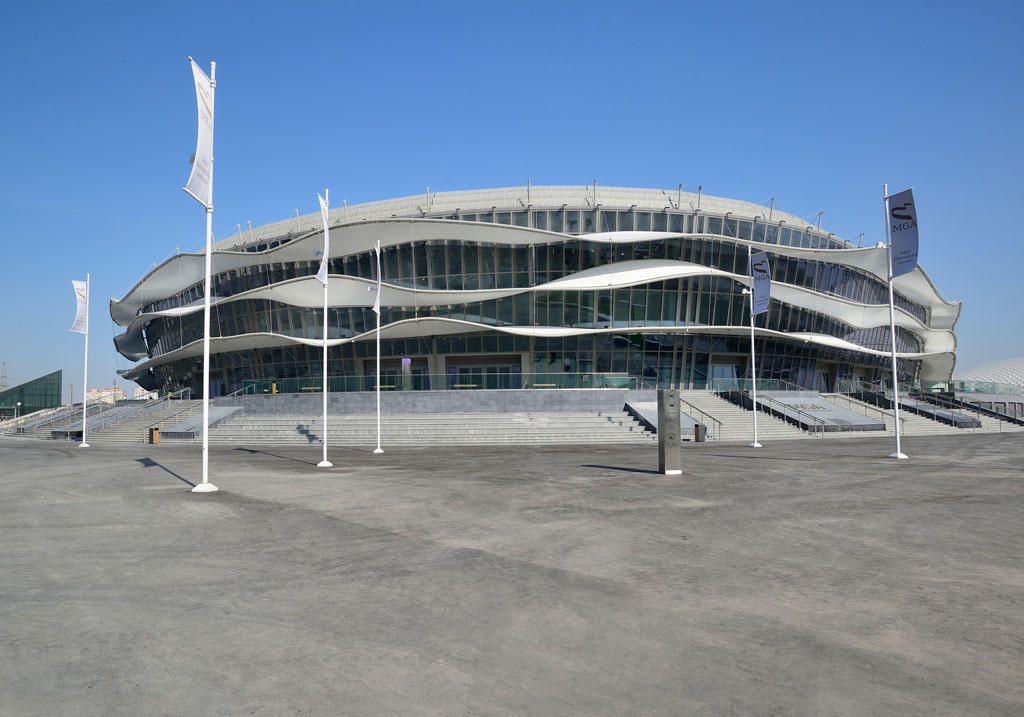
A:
[374,238,384,454]
[883,183,908,460]
[194,60,219,492]
[318,189,333,468]
[745,245,761,448]
[79,273,90,448]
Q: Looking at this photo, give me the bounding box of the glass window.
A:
[601,210,616,232]
[706,216,723,235]
[636,212,652,231]
[565,211,580,234]
[737,220,752,241]
[533,211,547,230]
[653,212,668,231]
[514,211,529,227]
[618,211,634,230]
[496,212,511,225]
[550,210,563,233]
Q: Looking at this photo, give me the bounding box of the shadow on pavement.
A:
[136,457,196,487]
[234,447,320,467]
[581,464,662,475]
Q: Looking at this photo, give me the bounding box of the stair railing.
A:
[90,388,193,434]
[677,397,723,441]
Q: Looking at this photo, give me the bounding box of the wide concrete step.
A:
[193,410,655,446]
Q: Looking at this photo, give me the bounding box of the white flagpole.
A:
[194,60,218,492]
[883,183,907,460]
[746,245,761,448]
[318,189,333,468]
[374,238,383,454]
[79,273,90,448]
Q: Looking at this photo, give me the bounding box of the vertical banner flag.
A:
[316,193,330,285]
[184,59,214,207]
[70,280,88,334]
[750,251,771,315]
[372,241,382,314]
[887,188,919,278]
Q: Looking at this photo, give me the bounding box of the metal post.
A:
[883,183,908,460]
[374,238,383,454]
[194,61,219,492]
[745,245,761,448]
[318,188,333,468]
[79,273,90,448]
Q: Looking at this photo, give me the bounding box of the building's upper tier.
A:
[216,185,846,252]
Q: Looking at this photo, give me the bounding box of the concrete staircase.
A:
[202,410,656,446]
[677,391,809,442]
[88,400,204,443]
[822,394,1024,437]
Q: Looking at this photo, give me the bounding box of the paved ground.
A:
[1,433,1023,716]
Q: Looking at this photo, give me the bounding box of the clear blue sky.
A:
[1,0,1021,397]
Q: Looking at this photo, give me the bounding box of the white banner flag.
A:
[316,193,330,286]
[887,188,919,278]
[183,59,214,208]
[372,241,382,315]
[70,280,88,334]
[750,251,771,315]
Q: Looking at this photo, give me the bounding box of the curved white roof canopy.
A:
[955,355,1024,388]
[112,219,960,330]
[120,317,955,384]
[113,259,954,362]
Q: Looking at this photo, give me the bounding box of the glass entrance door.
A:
[708,362,742,390]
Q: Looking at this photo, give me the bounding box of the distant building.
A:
[132,386,158,401]
[953,356,1024,420]
[88,387,127,404]
[0,369,62,418]
[111,186,959,396]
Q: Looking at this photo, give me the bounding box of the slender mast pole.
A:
[79,273,90,448]
[747,245,761,448]
[194,61,219,492]
[883,183,908,459]
[374,238,383,454]
[318,189,332,468]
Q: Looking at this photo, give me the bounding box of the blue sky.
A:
[1,0,1021,397]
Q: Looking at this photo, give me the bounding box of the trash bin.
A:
[149,427,159,444]
[694,424,707,443]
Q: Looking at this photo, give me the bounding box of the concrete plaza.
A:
[1,434,1022,715]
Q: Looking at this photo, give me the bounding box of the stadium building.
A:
[111,186,959,397]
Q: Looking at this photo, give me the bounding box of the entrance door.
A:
[708,361,742,391]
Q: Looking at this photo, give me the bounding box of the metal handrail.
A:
[146,399,203,430]
[677,397,723,440]
[30,401,120,436]
[854,381,979,429]
[821,392,904,430]
[752,392,827,436]
[911,391,994,432]
[90,388,194,434]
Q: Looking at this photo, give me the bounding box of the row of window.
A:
[232,207,850,253]
[143,238,927,324]
[150,331,915,395]
[143,278,924,361]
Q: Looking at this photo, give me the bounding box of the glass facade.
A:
[0,370,63,417]
[118,197,945,396]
